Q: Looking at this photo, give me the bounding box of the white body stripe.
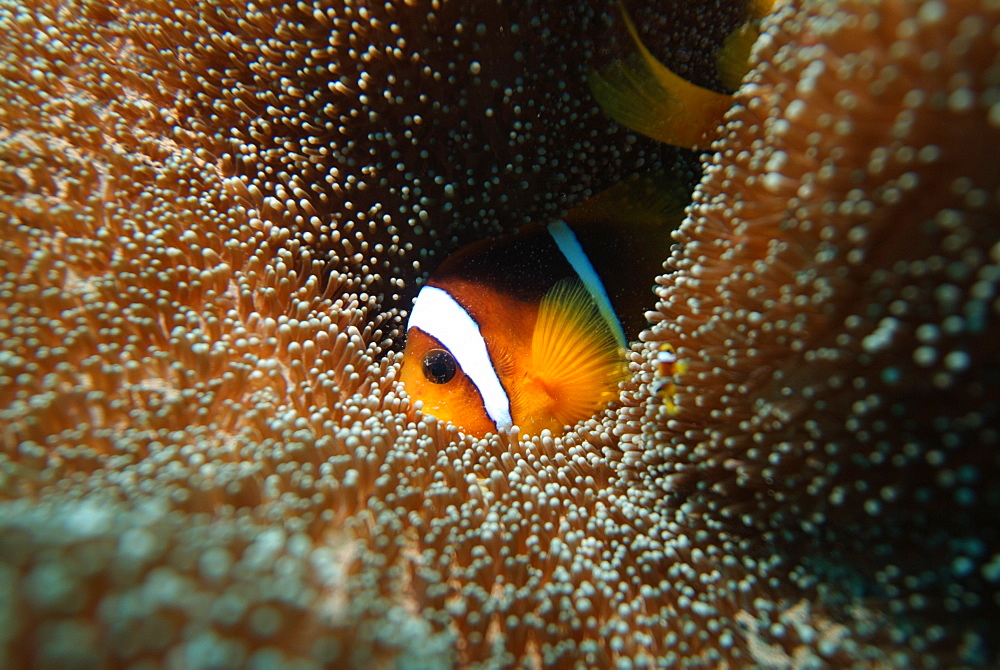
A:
[546,220,627,348]
[407,286,513,431]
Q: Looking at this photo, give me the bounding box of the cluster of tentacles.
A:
[0,0,997,667]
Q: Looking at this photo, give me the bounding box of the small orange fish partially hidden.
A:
[400,217,661,438]
[399,171,686,437]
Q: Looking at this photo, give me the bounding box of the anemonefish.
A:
[400,2,772,437]
[653,343,687,415]
[400,181,682,438]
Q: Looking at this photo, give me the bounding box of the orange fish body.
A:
[400,218,671,437]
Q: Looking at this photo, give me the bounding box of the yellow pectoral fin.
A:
[588,2,732,150]
[523,279,629,432]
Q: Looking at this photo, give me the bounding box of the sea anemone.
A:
[635,0,1000,663]
[0,0,997,667]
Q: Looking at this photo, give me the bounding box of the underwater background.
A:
[0,0,998,666]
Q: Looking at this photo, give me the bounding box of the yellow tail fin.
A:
[717,0,776,91]
[588,2,733,150]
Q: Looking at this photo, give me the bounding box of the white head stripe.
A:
[546,220,627,348]
[407,286,513,431]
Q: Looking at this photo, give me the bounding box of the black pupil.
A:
[422,349,457,384]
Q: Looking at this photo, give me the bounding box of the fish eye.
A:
[422,348,457,384]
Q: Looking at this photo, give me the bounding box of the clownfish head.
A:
[400,274,628,438]
[399,284,516,437]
